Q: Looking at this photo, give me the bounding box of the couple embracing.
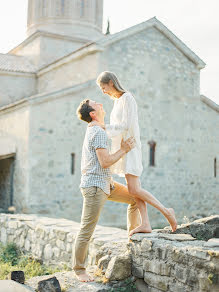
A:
[73,71,177,282]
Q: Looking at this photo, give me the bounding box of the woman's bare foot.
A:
[129,224,152,236]
[165,208,177,232]
[75,271,94,282]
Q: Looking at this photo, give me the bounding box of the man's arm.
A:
[96,137,135,169]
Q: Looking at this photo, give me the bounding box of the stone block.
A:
[132,265,144,278]
[66,243,72,253]
[67,233,74,243]
[204,238,219,248]
[173,266,187,283]
[44,244,53,259]
[153,245,170,260]
[105,254,131,281]
[56,230,66,241]
[97,255,111,272]
[171,248,189,264]
[10,271,25,284]
[38,277,61,292]
[25,239,31,251]
[143,259,171,276]
[56,239,65,250]
[158,233,195,241]
[1,227,7,244]
[188,248,211,261]
[60,251,70,262]
[52,247,60,258]
[19,235,25,248]
[141,239,152,252]
[144,272,169,291]
[8,220,18,229]
[135,279,150,292]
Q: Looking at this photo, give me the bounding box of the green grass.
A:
[0,242,70,280]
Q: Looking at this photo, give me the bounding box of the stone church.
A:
[0,0,218,228]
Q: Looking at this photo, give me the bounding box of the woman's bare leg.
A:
[125,174,177,232]
[129,198,152,236]
[125,174,152,235]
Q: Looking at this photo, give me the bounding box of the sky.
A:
[0,0,218,105]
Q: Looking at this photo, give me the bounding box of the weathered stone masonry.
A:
[0,214,218,291]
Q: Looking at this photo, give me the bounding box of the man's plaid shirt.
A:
[80,125,111,195]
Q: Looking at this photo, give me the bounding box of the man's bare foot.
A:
[165,208,177,232]
[129,224,152,236]
[75,271,94,282]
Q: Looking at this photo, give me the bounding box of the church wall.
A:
[37,52,99,93]
[12,35,82,69]
[11,37,41,66]
[38,35,83,68]
[97,27,218,227]
[0,106,30,213]
[0,73,36,107]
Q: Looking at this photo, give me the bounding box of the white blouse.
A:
[106,92,143,177]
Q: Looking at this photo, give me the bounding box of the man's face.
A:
[89,100,105,118]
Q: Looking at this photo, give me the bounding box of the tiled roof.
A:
[0,53,36,73]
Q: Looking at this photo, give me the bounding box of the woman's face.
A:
[99,81,116,96]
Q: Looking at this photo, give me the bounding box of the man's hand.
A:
[88,121,105,129]
[121,137,136,153]
[96,137,136,169]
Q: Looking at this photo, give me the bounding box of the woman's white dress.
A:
[106,92,143,177]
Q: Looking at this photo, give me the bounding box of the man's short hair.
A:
[76,99,94,123]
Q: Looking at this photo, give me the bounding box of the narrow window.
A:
[71,153,75,174]
[214,158,217,177]
[148,141,156,166]
[80,0,84,17]
[61,0,65,15]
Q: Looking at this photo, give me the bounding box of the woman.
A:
[93,71,177,234]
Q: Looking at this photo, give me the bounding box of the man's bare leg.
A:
[129,199,152,236]
[75,271,94,282]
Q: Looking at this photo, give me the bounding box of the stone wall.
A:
[0,72,36,107]
[0,214,218,292]
[130,217,219,292]
[37,50,99,93]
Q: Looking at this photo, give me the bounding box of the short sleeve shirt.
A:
[80,126,111,194]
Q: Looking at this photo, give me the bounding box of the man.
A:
[73,99,141,282]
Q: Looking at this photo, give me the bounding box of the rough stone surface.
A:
[130,217,219,292]
[0,280,34,292]
[174,215,219,240]
[1,214,219,291]
[105,254,131,281]
[38,276,61,292]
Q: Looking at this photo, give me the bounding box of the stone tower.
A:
[10,0,104,68]
[27,0,103,42]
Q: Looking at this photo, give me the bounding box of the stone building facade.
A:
[0,0,218,228]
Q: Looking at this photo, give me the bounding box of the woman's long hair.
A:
[96,71,126,93]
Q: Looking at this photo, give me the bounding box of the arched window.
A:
[148,141,156,166]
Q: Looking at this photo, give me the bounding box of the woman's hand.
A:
[88,121,105,129]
